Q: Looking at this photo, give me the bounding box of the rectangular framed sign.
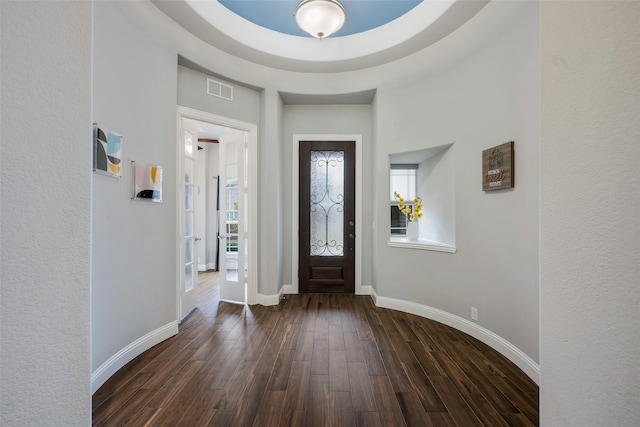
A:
[482,141,514,191]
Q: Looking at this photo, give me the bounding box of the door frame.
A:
[292,134,364,294]
[176,106,258,320]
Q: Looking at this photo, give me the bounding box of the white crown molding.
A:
[152,0,489,72]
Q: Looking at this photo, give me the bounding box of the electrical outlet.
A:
[471,307,478,321]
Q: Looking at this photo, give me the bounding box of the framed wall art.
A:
[93,123,123,178]
[131,161,163,202]
[482,141,514,191]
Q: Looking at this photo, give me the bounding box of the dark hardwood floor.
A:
[92,271,539,426]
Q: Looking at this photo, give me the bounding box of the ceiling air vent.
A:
[207,78,233,101]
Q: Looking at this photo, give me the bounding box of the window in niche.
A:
[390,165,417,236]
[389,143,456,252]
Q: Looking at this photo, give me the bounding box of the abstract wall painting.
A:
[132,161,163,202]
[93,124,123,178]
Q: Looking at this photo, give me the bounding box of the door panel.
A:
[181,126,198,317]
[218,132,246,303]
[299,141,355,293]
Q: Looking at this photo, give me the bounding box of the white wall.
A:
[91,1,178,390]
[259,89,285,296]
[540,2,640,425]
[374,2,540,366]
[177,65,261,126]
[0,2,92,425]
[417,144,455,245]
[283,105,374,291]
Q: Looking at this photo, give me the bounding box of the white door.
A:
[218,132,246,304]
[180,126,198,318]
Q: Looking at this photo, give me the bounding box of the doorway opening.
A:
[298,141,356,293]
[292,134,364,295]
[176,106,258,321]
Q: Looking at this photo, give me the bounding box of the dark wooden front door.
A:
[299,141,355,293]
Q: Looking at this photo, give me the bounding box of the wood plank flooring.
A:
[93,271,539,426]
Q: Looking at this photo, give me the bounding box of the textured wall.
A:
[0,2,92,425]
[540,2,640,425]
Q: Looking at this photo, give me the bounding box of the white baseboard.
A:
[257,287,284,306]
[282,284,295,294]
[371,289,540,385]
[198,263,216,272]
[91,321,179,394]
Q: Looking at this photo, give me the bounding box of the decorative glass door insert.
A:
[310,150,345,257]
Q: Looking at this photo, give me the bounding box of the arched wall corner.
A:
[91,322,178,394]
[371,289,540,385]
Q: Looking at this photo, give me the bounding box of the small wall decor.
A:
[93,123,123,178]
[131,161,163,202]
[482,141,514,191]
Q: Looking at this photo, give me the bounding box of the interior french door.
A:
[299,141,355,293]
[181,126,198,318]
[218,132,247,303]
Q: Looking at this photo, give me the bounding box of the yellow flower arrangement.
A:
[394,192,423,222]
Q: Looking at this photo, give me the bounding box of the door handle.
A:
[194,236,201,241]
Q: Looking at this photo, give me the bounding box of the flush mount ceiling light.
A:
[294,0,346,39]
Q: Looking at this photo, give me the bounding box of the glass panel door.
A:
[181,128,198,317]
[218,132,246,303]
[298,141,355,293]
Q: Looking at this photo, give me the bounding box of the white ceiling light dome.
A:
[294,0,346,39]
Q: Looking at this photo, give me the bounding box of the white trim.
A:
[292,134,363,295]
[91,321,178,394]
[257,287,284,306]
[197,262,217,272]
[370,289,540,385]
[176,106,258,312]
[388,238,457,253]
